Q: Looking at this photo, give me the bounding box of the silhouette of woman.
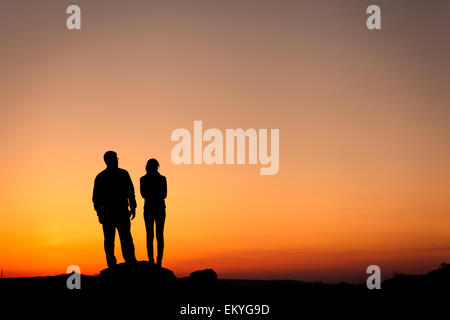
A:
[140,159,167,266]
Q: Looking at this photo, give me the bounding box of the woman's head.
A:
[146,158,160,173]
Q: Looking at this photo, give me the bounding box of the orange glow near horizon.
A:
[1,1,450,283]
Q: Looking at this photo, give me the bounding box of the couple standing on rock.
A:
[92,151,167,268]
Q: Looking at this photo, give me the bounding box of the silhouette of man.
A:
[93,151,137,268]
[140,159,167,267]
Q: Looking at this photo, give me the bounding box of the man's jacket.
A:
[93,167,137,214]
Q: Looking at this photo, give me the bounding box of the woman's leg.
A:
[144,212,155,263]
[155,210,166,265]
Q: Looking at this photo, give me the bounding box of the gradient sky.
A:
[0,0,449,283]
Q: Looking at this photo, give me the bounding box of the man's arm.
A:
[92,176,101,212]
[92,176,104,223]
[126,172,137,219]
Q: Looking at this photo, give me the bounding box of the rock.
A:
[187,269,218,283]
[98,261,176,289]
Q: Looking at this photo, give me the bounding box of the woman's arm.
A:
[162,177,167,199]
[140,176,146,199]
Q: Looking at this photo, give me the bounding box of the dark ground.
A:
[1,261,449,318]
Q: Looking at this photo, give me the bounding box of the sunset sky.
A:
[0,1,449,283]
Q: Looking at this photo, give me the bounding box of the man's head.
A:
[104,151,118,168]
[146,158,159,173]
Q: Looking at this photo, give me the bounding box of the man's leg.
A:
[117,217,137,263]
[155,210,166,265]
[102,223,117,268]
[144,213,155,263]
